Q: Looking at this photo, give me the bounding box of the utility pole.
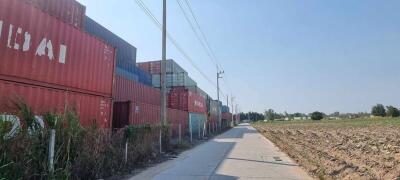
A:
[231,96,235,126]
[160,0,167,153]
[217,70,224,131]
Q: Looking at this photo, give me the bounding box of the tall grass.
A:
[0,98,167,179]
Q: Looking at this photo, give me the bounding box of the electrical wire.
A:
[135,0,219,90]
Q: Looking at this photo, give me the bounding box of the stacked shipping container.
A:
[0,0,116,128]
[168,108,189,139]
[24,0,86,29]
[138,60,197,88]
[168,87,207,113]
[84,16,151,86]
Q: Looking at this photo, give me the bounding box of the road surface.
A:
[129,124,313,180]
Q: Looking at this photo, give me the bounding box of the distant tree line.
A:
[371,104,400,117]
[239,112,265,122]
[239,104,399,122]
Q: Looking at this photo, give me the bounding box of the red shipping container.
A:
[130,101,161,125]
[222,112,232,120]
[167,108,188,138]
[168,87,206,113]
[114,75,161,106]
[0,0,116,97]
[24,0,86,29]
[0,79,112,128]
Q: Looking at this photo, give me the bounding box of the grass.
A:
[254,117,400,128]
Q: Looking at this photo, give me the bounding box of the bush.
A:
[386,106,400,118]
[372,104,386,117]
[311,112,324,121]
[0,98,167,179]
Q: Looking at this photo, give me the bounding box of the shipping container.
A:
[167,108,189,139]
[24,0,86,29]
[112,101,161,129]
[115,67,139,82]
[115,66,152,86]
[168,87,206,113]
[209,100,221,117]
[84,16,137,64]
[189,112,206,140]
[151,74,197,88]
[221,105,230,113]
[114,75,161,106]
[0,0,116,97]
[222,112,232,120]
[131,101,160,125]
[138,60,186,74]
[0,79,112,128]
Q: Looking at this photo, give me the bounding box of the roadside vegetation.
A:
[0,98,191,179]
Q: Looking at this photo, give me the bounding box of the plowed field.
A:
[253,118,400,180]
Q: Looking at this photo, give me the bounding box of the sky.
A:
[76,0,400,114]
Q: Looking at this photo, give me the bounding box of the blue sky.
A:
[77,0,400,114]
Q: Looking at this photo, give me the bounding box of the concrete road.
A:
[129,124,313,180]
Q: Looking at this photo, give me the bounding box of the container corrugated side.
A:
[222,112,232,120]
[168,87,206,113]
[137,59,186,74]
[168,108,189,139]
[131,101,160,125]
[221,105,230,113]
[0,0,116,97]
[84,16,137,64]
[24,0,86,29]
[189,112,206,139]
[114,75,161,106]
[0,79,112,128]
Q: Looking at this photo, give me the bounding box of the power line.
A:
[183,0,221,68]
[176,0,218,70]
[181,0,234,98]
[135,0,220,90]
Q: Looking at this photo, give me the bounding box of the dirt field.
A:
[253,118,400,180]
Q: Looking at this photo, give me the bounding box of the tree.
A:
[386,106,400,117]
[265,109,275,121]
[371,104,386,117]
[311,111,324,120]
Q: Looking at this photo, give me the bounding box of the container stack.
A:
[221,105,232,129]
[112,75,162,128]
[208,99,222,133]
[138,60,197,89]
[0,0,232,138]
[0,0,115,128]
[84,16,152,86]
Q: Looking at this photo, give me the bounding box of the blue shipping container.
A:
[84,16,137,64]
[189,113,206,140]
[115,66,152,86]
[221,105,230,113]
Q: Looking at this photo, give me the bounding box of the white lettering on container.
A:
[36,38,54,60]
[59,45,67,64]
[22,32,31,51]
[13,27,22,50]
[7,24,13,48]
[0,21,3,39]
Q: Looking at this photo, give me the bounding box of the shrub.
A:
[372,104,386,117]
[311,112,324,121]
[386,106,400,118]
[0,98,173,179]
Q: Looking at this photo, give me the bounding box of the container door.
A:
[112,101,130,129]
